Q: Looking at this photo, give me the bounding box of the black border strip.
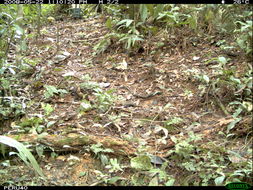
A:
[1,0,250,4]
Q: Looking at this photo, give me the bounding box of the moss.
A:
[56,136,90,146]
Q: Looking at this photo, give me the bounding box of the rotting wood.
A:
[7,133,136,156]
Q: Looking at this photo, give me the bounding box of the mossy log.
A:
[7,133,136,156]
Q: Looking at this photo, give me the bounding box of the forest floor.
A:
[1,15,252,186]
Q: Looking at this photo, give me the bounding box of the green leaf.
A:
[218,56,227,65]
[233,107,242,118]
[214,175,225,185]
[44,85,67,99]
[165,178,175,186]
[14,24,24,35]
[79,100,92,112]
[146,4,154,16]
[140,4,148,22]
[36,125,45,134]
[79,171,87,177]
[21,40,27,51]
[105,18,112,29]
[227,118,242,133]
[116,19,133,28]
[130,155,152,170]
[126,19,133,27]
[237,38,245,49]
[36,145,44,158]
[149,176,158,186]
[108,176,121,184]
[154,4,164,18]
[0,144,7,158]
[44,85,58,98]
[47,121,56,128]
[0,136,45,178]
[202,75,210,83]
[229,76,241,84]
[41,103,54,116]
[1,12,13,20]
[170,136,177,143]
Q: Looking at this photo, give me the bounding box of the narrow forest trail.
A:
[7,16,250,185]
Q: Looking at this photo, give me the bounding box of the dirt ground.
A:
[1,15,251,186]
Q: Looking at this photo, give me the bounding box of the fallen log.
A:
[7,133,136,156]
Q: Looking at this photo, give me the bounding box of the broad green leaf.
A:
[218,56,227,65]
[233,107,242,118]
[108,176,122,184]
[146,4,154,16]
[79,171,86,177]
[36,125,45,134]
[140,4,148,22]
[47,121,56,128]
[149,176,158,186]
[41,103,54,116]
[130,155,152,170]
[154,4,164,18]
[14,24,24,35]
[165,178,175,186]
[1,12,13,20]
[105,18,112,29]
[44,85,58,98]
[116,19,133,28]
[80,100,92,111]
[229,76,241,84]
[126,19,133,27]
[20,40,28,52]
[227,118,242,133]
[0,136,45,178]
[214,175,225,185]
[237,39,245,49]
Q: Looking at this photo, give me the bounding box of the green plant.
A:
[186,56,252,127]
[169,132,202,159]
[235,20,252,56]
[164,117,183,132]
[88,143,114,166]
[43,85,68,99]
[94,88,116,112]
[165,131,252,185]
[93,32,124,55]
[79,76,116,112]
[78,100,93,113]
[116,19,144,49]
[0,63,26,124]
[119,33,143,50]
[129,152,177,186]
[0,6,25,61]
[0,135,45,178]
[92,170,125,185]
[41,103,54,116]
[105,158,123,173]
[131,155,153,171]
[18,116,44,134]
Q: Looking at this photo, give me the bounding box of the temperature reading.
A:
[234,0,250,3]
